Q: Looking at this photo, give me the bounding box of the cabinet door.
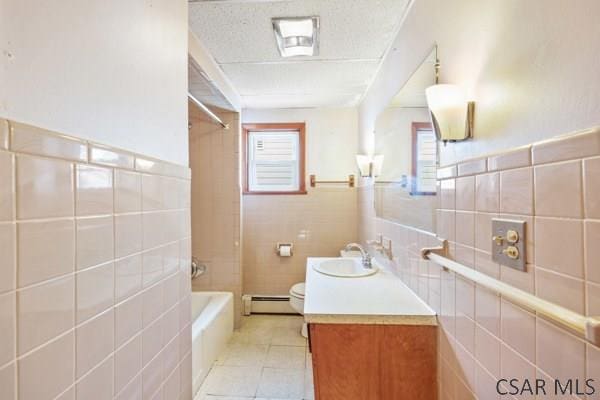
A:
[379,325,437,400]
[310,324,380,400]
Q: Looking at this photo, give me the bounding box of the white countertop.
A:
[304,257,437,325]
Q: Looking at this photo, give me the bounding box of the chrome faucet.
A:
[345,243,372,269]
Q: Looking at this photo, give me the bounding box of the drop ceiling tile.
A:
[240,93,362,109]
[221,60,379,96]
[189,0,410,63]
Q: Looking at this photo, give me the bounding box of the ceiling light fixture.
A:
[272,16,320,58]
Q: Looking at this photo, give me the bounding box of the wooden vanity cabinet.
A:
[308,323,437,400]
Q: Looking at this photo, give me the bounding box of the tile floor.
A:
[194,314,314,400]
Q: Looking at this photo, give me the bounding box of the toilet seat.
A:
[290,282,305,299]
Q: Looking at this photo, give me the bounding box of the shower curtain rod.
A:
[187,92,229,129]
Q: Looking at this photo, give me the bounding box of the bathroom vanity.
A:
[304,257,437,400]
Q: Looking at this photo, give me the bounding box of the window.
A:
[243,123,306,194]
[411,122,437,195]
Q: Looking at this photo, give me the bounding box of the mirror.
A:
[373,46,438,232]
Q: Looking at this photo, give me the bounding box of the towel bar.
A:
[309,174,355,188]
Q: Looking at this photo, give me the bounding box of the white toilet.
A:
[289,282,308,338]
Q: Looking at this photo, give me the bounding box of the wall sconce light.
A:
[425,83,474,142]
[356,154,384,177]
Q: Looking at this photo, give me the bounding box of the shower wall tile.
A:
[18,331,74,400]
[365,125,600,399]
[17,218,75,287]
[17,275,74,355]
[499,167,533,215]
[115,170,142,213]
[76,216,114,270]
[142,174,165,211]
[115,372,142,400]
[75,261,115,323]
[76,309,114,378]
[0,292,15,366]
[586,220,600,284]
[535,266,585,313]
[115,213,143,258]
[76,356,114,400]
[536,318,585,381]
[16,155,74,219]
[439,179,456,210]
[115,335,142,394]
[189,108,243,326]
[535,217,583,278]
[241,187,358,297]
[584,156,600,219]
[475,173,499,212]
[474,213,495,253]
[0,151,14,222]
[0,363,15,400]
[0,119,191,400]
[455,176,474,211]
[75,164,114,216]
[455,211,474,247]
[115,254,143,302]
[474,286,499,335]
[115,293,143,348]
[534,160,582,218]
[0,223,16,294]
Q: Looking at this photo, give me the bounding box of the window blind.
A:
[248,131,300,192]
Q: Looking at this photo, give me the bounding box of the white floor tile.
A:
[270,327,307,347]
[256,368,304,399]
[201,366,261,397]
[197,316,313,400]
[264,346,306,370]
[216,344,269,367]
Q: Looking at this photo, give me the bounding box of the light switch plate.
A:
[491,218,526,271]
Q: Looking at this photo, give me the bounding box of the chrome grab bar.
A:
[422,239,600,347]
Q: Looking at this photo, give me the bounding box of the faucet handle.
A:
[362,253,373,268]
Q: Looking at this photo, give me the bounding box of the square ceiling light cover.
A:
[272,16,320,57]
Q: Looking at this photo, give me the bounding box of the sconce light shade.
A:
[425,84,474,142]
[356,154,384,177]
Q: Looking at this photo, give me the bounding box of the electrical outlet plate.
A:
[491,218,526,271]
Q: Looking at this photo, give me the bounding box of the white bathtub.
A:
[191,291,234,395]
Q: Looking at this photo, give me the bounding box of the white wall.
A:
[242,108,358,180]
[0,0,189,165]
[359,0,600,165]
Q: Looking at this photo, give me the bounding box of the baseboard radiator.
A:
[242,295,297,315]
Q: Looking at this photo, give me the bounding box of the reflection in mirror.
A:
[374,46,438,232]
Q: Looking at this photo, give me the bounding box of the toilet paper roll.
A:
[278,245,292,257]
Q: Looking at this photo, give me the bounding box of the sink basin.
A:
[313,258,378,278]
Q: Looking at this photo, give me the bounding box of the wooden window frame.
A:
[242,122,307,195]
[411,121,436,196]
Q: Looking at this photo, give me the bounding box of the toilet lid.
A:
[290,282,305,298]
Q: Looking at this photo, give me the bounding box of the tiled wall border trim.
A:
[438,126,600,179]
[3,119,191,180]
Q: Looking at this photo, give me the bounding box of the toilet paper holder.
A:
[276,243,293,256]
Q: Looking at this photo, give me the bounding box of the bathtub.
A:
[191,291,234,394]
